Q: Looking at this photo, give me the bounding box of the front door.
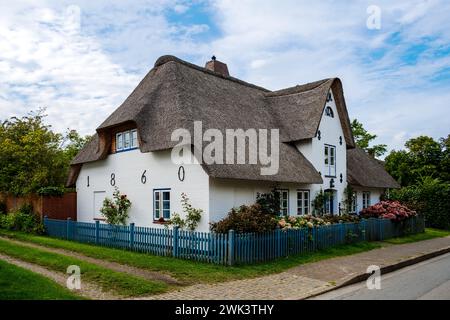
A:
[324,189,336,215]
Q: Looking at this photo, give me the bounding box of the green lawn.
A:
[0,238,169,297]
[0,259,82,300]
[383,228,450,244]
[0,228,447,287]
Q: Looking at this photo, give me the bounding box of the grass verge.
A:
[383,228,450,245]
[0,238,169,297]
[0,258,83,300]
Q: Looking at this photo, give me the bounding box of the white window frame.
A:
[131,129,138,148]
[325,145,336,177]
[280,189,289,216]
[350,192,357,213]
[116,129,138,152]
[362,192,371,209]
[154,189,171,220]
[297,190,310,215]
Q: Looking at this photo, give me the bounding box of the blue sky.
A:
[0,0,449,153]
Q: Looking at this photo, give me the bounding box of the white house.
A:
[67,55,399,232]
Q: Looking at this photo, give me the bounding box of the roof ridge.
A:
[154,55,270,92]
[265,78,335,98]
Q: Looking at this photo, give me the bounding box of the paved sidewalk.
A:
[137,236,450,300]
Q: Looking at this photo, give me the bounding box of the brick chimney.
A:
[205,56,230,77]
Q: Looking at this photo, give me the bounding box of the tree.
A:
[351,119,387,158]
[385,135,448,187]
[439,135,450,182]
[0,109,90,195]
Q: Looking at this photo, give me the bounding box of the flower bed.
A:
[277,214,361,230]
[360,201,417,222]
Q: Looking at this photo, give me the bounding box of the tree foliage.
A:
[351,119,387,158]
[0,109,90,195]
[385,135,448,187]
[390,177,450,230]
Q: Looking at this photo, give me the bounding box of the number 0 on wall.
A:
[178,166,185,182]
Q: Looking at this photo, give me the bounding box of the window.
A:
[324,145,336,177]
[280,190,289,215]
[116,133,123,150]
[326,92,333,102]
[297,190,310,215]
[325,106,334,118]
[350,192,357,213]
[362,192,371,209]
[154,189,171,220]
[132,130,138,148]
[116,129,138,152]
[124,131,130,149]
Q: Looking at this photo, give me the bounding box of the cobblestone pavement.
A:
[134,273,332,300]
[136,236,450,300]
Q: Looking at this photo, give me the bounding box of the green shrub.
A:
[100,187,131,225]
[0,201,6,215]
[210,204,278,234]
[256,188,281,216]
[37,186,65,197]
[390,177,450,230]
[0,204,44,235]
[18,203,34,216]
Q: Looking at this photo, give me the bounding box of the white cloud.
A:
[206,0,450,151]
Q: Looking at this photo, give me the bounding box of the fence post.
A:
[43,215,48,230]
[360,219,366,242]
[66,217,72,240]
[173,226,179,258]
[95,220,100,244]
[130,223,135,250]
[228,229,235,266]
[276,228,281,258]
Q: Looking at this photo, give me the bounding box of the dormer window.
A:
[116,129,138,152]
[326,92,333,102]
[325,106,334,118]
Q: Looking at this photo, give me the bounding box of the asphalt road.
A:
[311,252,450,300]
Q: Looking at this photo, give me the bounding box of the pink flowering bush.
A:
[360,201,417,222]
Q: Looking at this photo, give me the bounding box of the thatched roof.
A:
[67,55,359,186]
[347,147,400,189]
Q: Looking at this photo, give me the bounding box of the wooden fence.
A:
[44,216,425,266]
[0,192,76,220]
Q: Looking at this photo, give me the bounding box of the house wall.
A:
[353,187,383,214]
[296,89,348,214]
[209,178,316,223]
[76,149,211,232]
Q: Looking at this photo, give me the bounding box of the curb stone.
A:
[304,245,450,299]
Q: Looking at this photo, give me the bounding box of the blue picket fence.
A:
[43,216,424,265]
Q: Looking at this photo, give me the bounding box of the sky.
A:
[0,0,449,153]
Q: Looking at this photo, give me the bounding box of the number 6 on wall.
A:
[141,170,147,184]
